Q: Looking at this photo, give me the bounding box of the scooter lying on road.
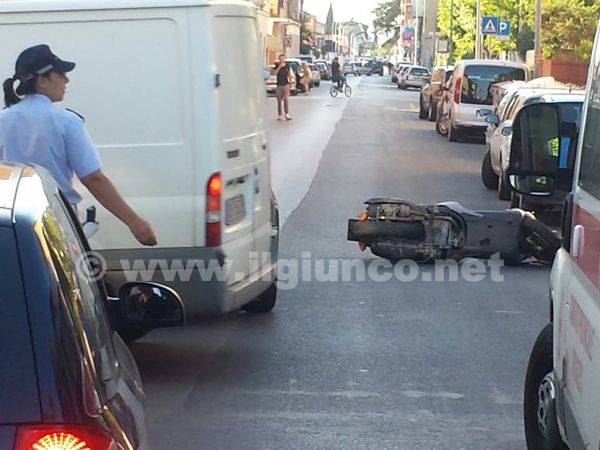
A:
[347,198,561,265]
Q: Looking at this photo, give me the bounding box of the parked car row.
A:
[413,53,600,450]
[265,58,325,95]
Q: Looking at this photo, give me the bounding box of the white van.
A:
[447,59,529,142]
[0,0,279,322]
[519,22,600,450]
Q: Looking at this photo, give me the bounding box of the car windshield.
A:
[286,61,300,73]
[461,65,527,105]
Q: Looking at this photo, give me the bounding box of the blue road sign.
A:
[482,16,500,35]
[498,20,511,36]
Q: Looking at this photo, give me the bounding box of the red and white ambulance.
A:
[521,23,600,450]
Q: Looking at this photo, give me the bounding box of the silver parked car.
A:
[308,63,321,87]
[398,66,430,90]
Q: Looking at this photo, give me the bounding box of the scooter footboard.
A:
[459,210,523,261]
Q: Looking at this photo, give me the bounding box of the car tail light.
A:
[14,425,118,450]
[206,172,222,247]
[453,76,462,103]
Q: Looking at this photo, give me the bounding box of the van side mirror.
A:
[501,126,513,136]
[485,114,500,125]
[478,109,492,118]
[507,171,556,197]
[119,282,184,328]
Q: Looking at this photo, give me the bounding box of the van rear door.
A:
[459,65,527,125]
[212,4,270,285]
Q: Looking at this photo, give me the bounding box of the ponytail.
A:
[3,77,20,108]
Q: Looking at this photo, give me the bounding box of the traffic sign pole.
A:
[475,0,482,58]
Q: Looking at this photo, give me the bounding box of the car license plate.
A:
[225,195,245,226]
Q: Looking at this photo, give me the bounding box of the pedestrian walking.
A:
[0,44,157,245]
[273,54,293,121]
[301,62,312,95]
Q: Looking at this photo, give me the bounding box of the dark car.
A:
[0,162,183,450]
[419,65,454,121]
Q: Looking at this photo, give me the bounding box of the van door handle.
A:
[572,224,584,257]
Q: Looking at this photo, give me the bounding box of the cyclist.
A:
[331,57,343,90]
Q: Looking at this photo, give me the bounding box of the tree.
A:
[373,0,401,45]
[300,14,314,55]
[542,0,600,60]
[437,0,535,61]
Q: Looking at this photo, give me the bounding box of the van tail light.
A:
[14,425,118,450]
[453,76,462,103]
[206,172,222,247]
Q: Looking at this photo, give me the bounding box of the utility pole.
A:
[518,0,523,33]
[534,0,542,77]
[449,0,454,64]
[475,0,482,59]
[300,0,304,54]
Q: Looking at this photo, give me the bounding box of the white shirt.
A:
[0,94,102,203]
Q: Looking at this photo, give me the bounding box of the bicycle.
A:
[330,76,352,98]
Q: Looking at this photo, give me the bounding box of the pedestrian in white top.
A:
[0,44,156,246]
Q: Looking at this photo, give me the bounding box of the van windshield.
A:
[461,65,526,105]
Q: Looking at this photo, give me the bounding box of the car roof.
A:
[0,162,58,228]
[513,87,585,100]
[0,163,23,226]
[286,58,302,63]
[408,66,429,70]
[0,0,210,12]
[457,59,528,70]
[524,92,585,104]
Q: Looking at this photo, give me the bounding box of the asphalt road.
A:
[131,76,550,449]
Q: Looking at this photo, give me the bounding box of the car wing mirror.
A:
[478,108,493,118]
[119,282,184,328]
[485,114,500,125]
[506,170,556,197]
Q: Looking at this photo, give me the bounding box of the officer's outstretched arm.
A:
[81,170,157,246]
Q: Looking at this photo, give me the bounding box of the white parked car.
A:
[446,59,529,142]
[0,0,280,325]
[521,21,600,450]
[398,66,430,90]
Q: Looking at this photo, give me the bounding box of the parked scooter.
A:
[348,198,560,265]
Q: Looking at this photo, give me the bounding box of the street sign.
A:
[481,16,500,35]
[437,39,449,54]
[498,20,511,37]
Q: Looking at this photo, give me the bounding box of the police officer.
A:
[0,44,156,246]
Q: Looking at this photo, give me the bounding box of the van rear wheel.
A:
[242,283,278,313]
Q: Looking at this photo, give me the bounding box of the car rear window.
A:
[0,228,40,423]
[411,68,429,76]
[461,65,526,105]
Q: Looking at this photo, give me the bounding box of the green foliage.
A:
[542,0,600,60]
[373,0,401,45]
[437,0,535,61]
[517,25,534,59]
